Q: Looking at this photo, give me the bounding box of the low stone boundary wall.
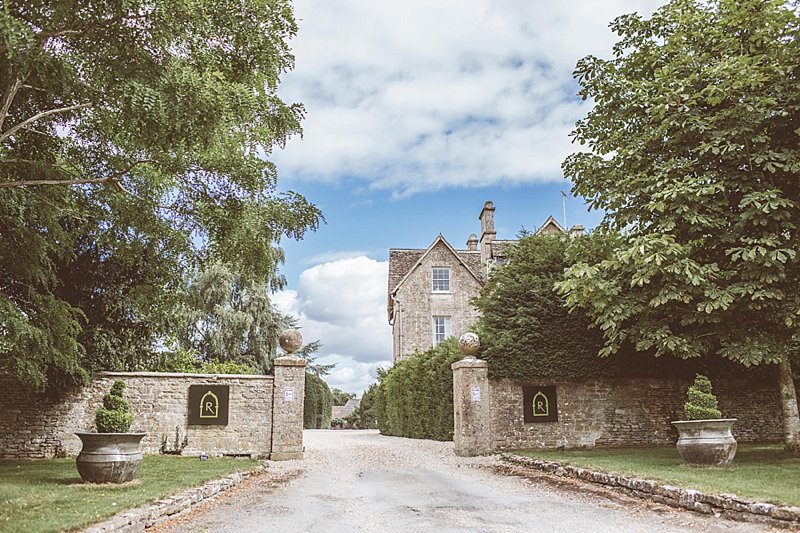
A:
[451,355,786,456]
[71,372,276,458]
[83,466,267,532]
[0,355,306,460]
[488,377,783,451]
[502,454,800,530]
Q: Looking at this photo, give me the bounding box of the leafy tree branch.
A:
[558,0,800,452]
[0,0,322,391]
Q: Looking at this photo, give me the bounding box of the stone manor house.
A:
[387,201,584,363]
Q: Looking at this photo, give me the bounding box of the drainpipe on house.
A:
[391,296,404,363]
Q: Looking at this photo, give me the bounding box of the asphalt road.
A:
[156,430,769,533]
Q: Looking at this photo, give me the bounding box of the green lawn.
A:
[512,444,800,506]
[0,455,261,533]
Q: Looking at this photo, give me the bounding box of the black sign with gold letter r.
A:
[188,385,230,425]
[523,386,558,423]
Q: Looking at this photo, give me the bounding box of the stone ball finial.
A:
[458,332,480,358]
[279,329,303,354]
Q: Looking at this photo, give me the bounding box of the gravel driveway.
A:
[157,430,769,533]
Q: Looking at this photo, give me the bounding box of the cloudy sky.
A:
[271,1,662,394]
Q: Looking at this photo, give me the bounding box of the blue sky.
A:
[270,0,662,394]
[279,182,603,284]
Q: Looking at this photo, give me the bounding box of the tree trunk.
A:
[779,355,800,453]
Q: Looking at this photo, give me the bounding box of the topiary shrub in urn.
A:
[95,380,135,433]
[672,374,737,466]
[76,380,147,483]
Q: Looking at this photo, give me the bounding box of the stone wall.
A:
[0,366,306,460]
[488,376,784,451]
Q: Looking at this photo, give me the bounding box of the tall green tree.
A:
[295,339,335,377]
[473,232,763,381]
[179,262,282,374]
[177,264,333,376]
[0,1,322,391]
[349,382,380,429]
[557,0,800,451]
[474,234,603,379]
[331,388,356,406]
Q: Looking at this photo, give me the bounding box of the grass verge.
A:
[0,455,261,533]
[512,444,800,506]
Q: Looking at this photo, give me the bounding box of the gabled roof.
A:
[392,234,484,294]
[537,215,566,234]
[332,398,361,420]
[387,235,483,320]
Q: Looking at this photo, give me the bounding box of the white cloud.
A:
[275,0,662,196]
[317,355,390,396]
[268,1,665,390]
[273,256,393,393]
[303,250,373,265]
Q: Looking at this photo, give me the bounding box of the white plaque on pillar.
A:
[470,386,481,402]
[284,387,295,402]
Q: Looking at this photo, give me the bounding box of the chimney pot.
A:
[466,234,478,251]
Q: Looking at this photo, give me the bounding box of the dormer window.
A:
[432,267,450,292]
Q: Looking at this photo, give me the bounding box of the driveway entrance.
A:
[156,430,766,532]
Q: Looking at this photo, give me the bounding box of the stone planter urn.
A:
[672,374,737,466]
[672,419,737,466]
[76,379,146,483]
[75,432,146,483]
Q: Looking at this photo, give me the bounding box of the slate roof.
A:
[489,239,516,260]
[386,209,567,323]
[388,249,425,299]
[332,398,361,420]
[458,250,483,281]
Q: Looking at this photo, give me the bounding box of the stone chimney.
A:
[466,233,478,251]
[479,201,496,265]
[569,224,585,238]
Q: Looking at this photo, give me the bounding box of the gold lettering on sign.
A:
[199,391,219,418]
[533,391,549,417]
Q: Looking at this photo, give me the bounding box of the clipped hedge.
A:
[348,382,380,429]
[473,234,777,383]
[375,338,463,441]
[304,373,333,429]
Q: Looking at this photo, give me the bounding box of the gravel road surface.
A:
[157,430,770,533]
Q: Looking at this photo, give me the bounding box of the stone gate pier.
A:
[452,332,492,456]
